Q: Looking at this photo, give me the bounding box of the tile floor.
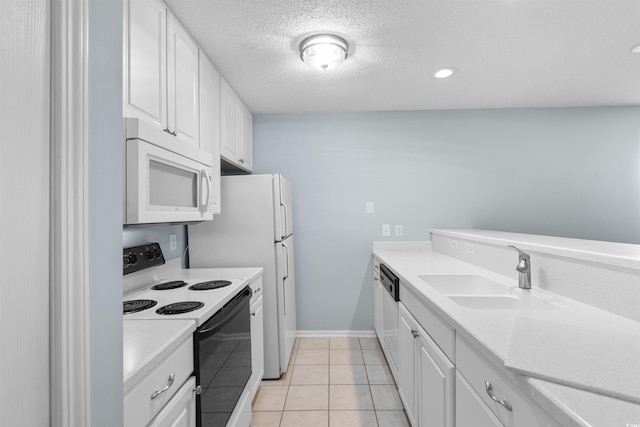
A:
[251,337,410,427]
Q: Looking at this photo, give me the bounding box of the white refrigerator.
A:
[188,174,297,379]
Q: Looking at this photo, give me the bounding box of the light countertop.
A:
[373,242,640,427]
[123,318,196,394]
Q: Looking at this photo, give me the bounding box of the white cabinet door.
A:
[198,52,221,213]
[220,78,239,161]
[417,331,455,427]
[249,294,264,397]
[239,102,253,170]
[220,77,253,172]
[456,372,504,427]
[123,0,166,127]
[148,377,197,427]
[373,262,382,339]
[166,12,199,147]
[398,304,418,426]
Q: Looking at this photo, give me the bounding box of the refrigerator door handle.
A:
[280,201,288,240]
[282,242,290,315]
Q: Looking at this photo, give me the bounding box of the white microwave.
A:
[125,120,215,224]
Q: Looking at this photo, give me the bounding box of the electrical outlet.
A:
[465,242,475,255]
[382,224,390,236]
[395,225,403,236]
[170,233,177,251]
[366,201,374,214]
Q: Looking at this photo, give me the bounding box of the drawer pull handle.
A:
[151,373,175,399]
[411,329,419,338]
[255,287,261,292]
[251,312,257,316]
[485,381,512,411]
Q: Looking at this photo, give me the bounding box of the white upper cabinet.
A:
[198,52,221,214]
[221,77,253,173]
[166,12,199,146]
[124,0,200,148]
[123,0,166,128]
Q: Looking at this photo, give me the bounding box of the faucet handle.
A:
[508,245,530,260]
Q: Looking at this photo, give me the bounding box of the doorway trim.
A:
[50,0,91,425]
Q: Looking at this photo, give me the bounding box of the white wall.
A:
[0,0,50,424]
[253,107,640,331]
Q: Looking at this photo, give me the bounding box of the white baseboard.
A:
[296,330,376,338]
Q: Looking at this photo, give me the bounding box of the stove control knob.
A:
[153,247,162,258]
[125,252,138,265]
[144,250,154,260]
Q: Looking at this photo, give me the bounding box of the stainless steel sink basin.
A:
[448,295,559,311]
[417,275,512,295]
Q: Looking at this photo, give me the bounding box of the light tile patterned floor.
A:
[251,337,410,427]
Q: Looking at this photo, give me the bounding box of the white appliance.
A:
[188,174,297,379]
[125,118,215,224]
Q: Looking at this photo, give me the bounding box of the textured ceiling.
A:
[164,0,640,114]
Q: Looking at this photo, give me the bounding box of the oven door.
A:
[194,286,252,427]
[126,138,214,224]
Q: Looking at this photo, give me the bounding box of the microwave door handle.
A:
[200,169,211,213]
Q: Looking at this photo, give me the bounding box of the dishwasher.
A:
[380,264,400,372]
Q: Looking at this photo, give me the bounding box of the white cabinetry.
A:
[221,78,253,172]
[248,278,264,397]
[149,377,197,427]
[123,0,166,127]
[398,303,454,427]
[456,371,503,427]
[124,336,195,427]
[373,260,382,338]
[166,12,199,146]
[456,335,561,427]
[198,52,221,213]
[124,0,200,148]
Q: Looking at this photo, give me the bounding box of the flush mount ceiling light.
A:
[434,68,456,79]
[300,34,348,70]
[632,43,640,53]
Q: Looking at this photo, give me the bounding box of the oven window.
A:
[148,160,197,207]
[198,289,252,426]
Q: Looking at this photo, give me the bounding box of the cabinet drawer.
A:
[401,283,455,361]
[456,372,504,427]
[124,336,194,427]
[456,335,561,427]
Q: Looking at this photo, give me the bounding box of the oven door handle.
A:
[198,288,251,338]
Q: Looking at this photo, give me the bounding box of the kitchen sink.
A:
[417,274,512,295]
[448,295,559,311]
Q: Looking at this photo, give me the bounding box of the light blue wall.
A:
[89,0,123,424]
[253,107,640,331]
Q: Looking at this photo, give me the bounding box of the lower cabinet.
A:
[456,371,503,427]
[398,303,454,427]
[455,335,562,427]
[149,377,197,427]
[248,278,264,398]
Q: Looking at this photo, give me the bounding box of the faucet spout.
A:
[508,245,532,289]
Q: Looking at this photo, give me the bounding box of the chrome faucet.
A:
[508,245,531,289]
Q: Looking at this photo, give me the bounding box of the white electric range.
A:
[124,266,261,326]
[123,243,263,427]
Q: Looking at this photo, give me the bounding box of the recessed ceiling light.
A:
[632,43,640,53]
[300,34,348,70]
[434,68,456,79]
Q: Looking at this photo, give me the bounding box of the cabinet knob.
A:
[411,329,419,338]
[484,381,513,411]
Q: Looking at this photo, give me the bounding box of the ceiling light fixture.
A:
[632,43,640,53]
[434,68,456,79]
[300,34,348,70]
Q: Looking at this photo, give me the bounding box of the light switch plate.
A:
[366,201,374,214]
[382,224,390,236]
[170,233,177,251]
